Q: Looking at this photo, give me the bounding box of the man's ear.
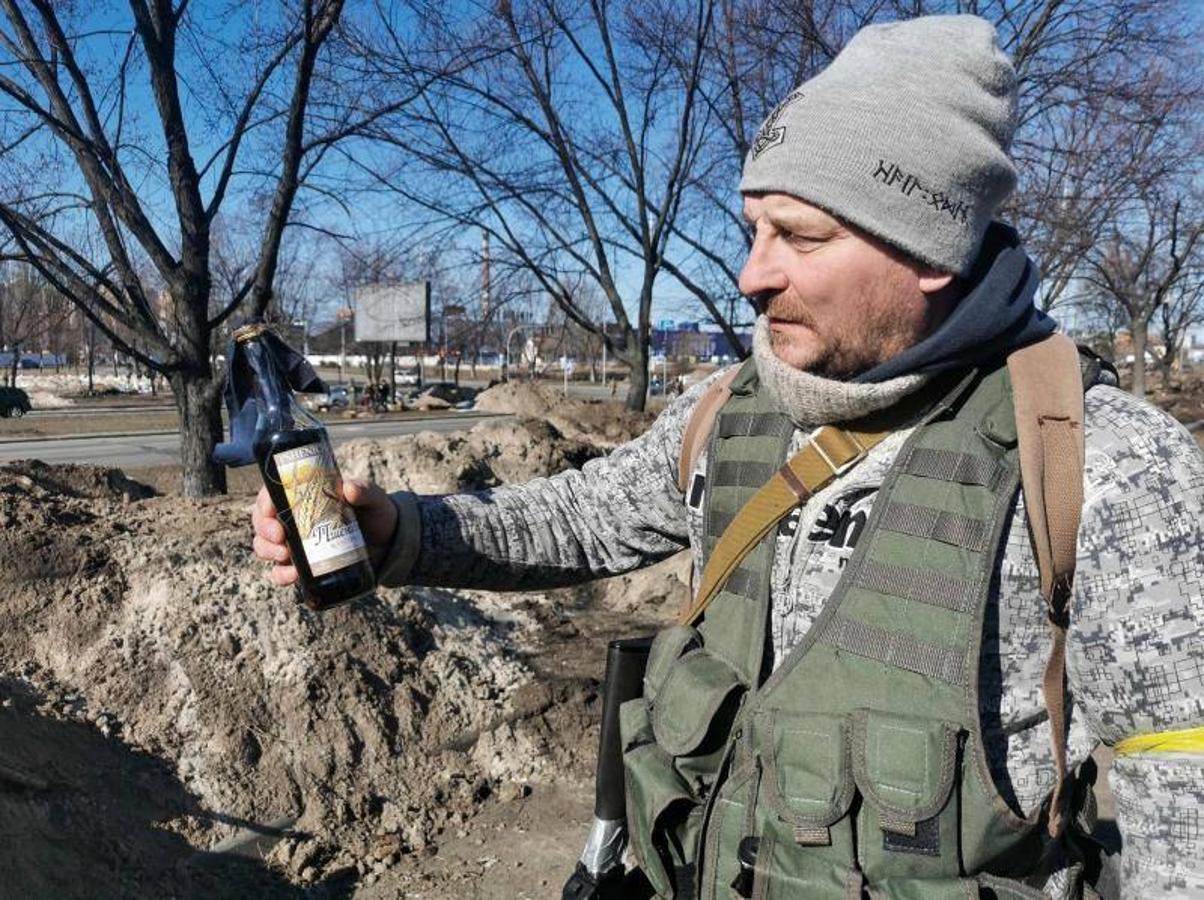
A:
[917,269,956,295]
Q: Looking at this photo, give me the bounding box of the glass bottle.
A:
[236,323,376,610]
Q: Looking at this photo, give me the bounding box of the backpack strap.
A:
[1008,333,1086,839]
[676,367,742,494]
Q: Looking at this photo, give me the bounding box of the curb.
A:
[0,411,502,447]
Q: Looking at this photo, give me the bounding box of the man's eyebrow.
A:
[765,209,840,233]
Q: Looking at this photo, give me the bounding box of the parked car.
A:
[317,384,351,411]
[408,381,478,405]
[0,386,32,418]
[0,352,66,369]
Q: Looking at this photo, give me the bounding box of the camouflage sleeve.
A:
[1068,386,1204,898]
[377,374,726,590]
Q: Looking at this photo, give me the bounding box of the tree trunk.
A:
[170,369,228,497]
[623,333,650,412]
[1130,320,1148,399]
[389,341,397,403]
[625,360,648,411]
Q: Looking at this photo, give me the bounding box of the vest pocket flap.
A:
[619,696,654,755]
[623,741,697,899]
[650,649,745,757]
[755,709,855,829]
[851,709,961,827]
[643,624,702,707]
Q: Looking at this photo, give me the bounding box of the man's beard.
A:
[764,290,924,380]
[764,308,869,380]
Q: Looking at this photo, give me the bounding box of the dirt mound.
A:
[587,552,691,614]
[0,469,579,892]
[1143,369,1204,426]
[23,390,74,408]
[474,381,655,447]
[474,380,564,417]
[339,418,601,493]
[0,459,156,501]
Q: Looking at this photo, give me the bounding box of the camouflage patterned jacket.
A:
[380,372,1204,899]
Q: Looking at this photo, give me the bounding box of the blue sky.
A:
[1,1,734,329]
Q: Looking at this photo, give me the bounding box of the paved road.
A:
[23,404,176,418]
[0,412,508,468]
[20,381,626,418]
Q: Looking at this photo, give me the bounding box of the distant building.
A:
[651,320,751,361]
[1184,327,1204,365]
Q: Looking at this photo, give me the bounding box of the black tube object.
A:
[594,636,653,821]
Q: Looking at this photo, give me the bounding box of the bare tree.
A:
[0,262,59,385]
[1154,261,1204,381]
[1083,192,1203,398]
[345,0,715,410]
[0,0,379,495]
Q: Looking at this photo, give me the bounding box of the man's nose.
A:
[737,232,787,304]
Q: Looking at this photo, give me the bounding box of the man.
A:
[252,15,1203,899]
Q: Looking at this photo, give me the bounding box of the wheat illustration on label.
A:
[274,439,369,576]
[280,443,341,539]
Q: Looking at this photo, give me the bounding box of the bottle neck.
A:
[244,337,294,433]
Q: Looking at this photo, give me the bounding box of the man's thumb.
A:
[343,479,382,508]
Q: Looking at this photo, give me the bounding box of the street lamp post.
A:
[504,324,529,382]
[336,306,354,384]
[292,319,309,358]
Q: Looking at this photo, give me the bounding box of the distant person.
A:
[252,16,1203,898]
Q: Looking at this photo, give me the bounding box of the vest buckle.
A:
[812,429,868,477]
[729,836,760,898]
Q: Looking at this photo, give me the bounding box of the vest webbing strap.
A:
[821,613,968,684]
[856,561,975,614]
[877,502,992,552]
[679,424,891,626]
[905,447,1005,489]
[1008,334,1085,839]
[677,367,741,494]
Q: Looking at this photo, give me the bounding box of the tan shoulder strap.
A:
[680,424,891,626]
[676,367,742,494]
[1008,333,1085,839]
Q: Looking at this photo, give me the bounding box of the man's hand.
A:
[251,479,399,586]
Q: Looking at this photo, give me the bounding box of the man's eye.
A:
[785,232,813,246]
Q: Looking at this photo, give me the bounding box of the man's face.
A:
[739,193,955,377]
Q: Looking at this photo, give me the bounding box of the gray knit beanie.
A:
[739,15,1017,276]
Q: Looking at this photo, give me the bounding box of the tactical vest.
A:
[621,360,1090,900]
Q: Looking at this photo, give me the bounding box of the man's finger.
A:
[269,563,299,587]
[256,486,276,517]
[253,514,285,544]
[342,479,380,507]
[253,534,290,564]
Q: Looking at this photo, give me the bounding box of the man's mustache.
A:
[761,295,816,329]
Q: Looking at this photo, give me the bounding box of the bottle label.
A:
[274,440,370,576]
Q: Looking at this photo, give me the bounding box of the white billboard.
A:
[353,282,430,344]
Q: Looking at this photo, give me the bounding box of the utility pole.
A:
[481,230,491,319]
[336,306,353,384]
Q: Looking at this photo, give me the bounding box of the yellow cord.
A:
[1113,726,1204,757]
